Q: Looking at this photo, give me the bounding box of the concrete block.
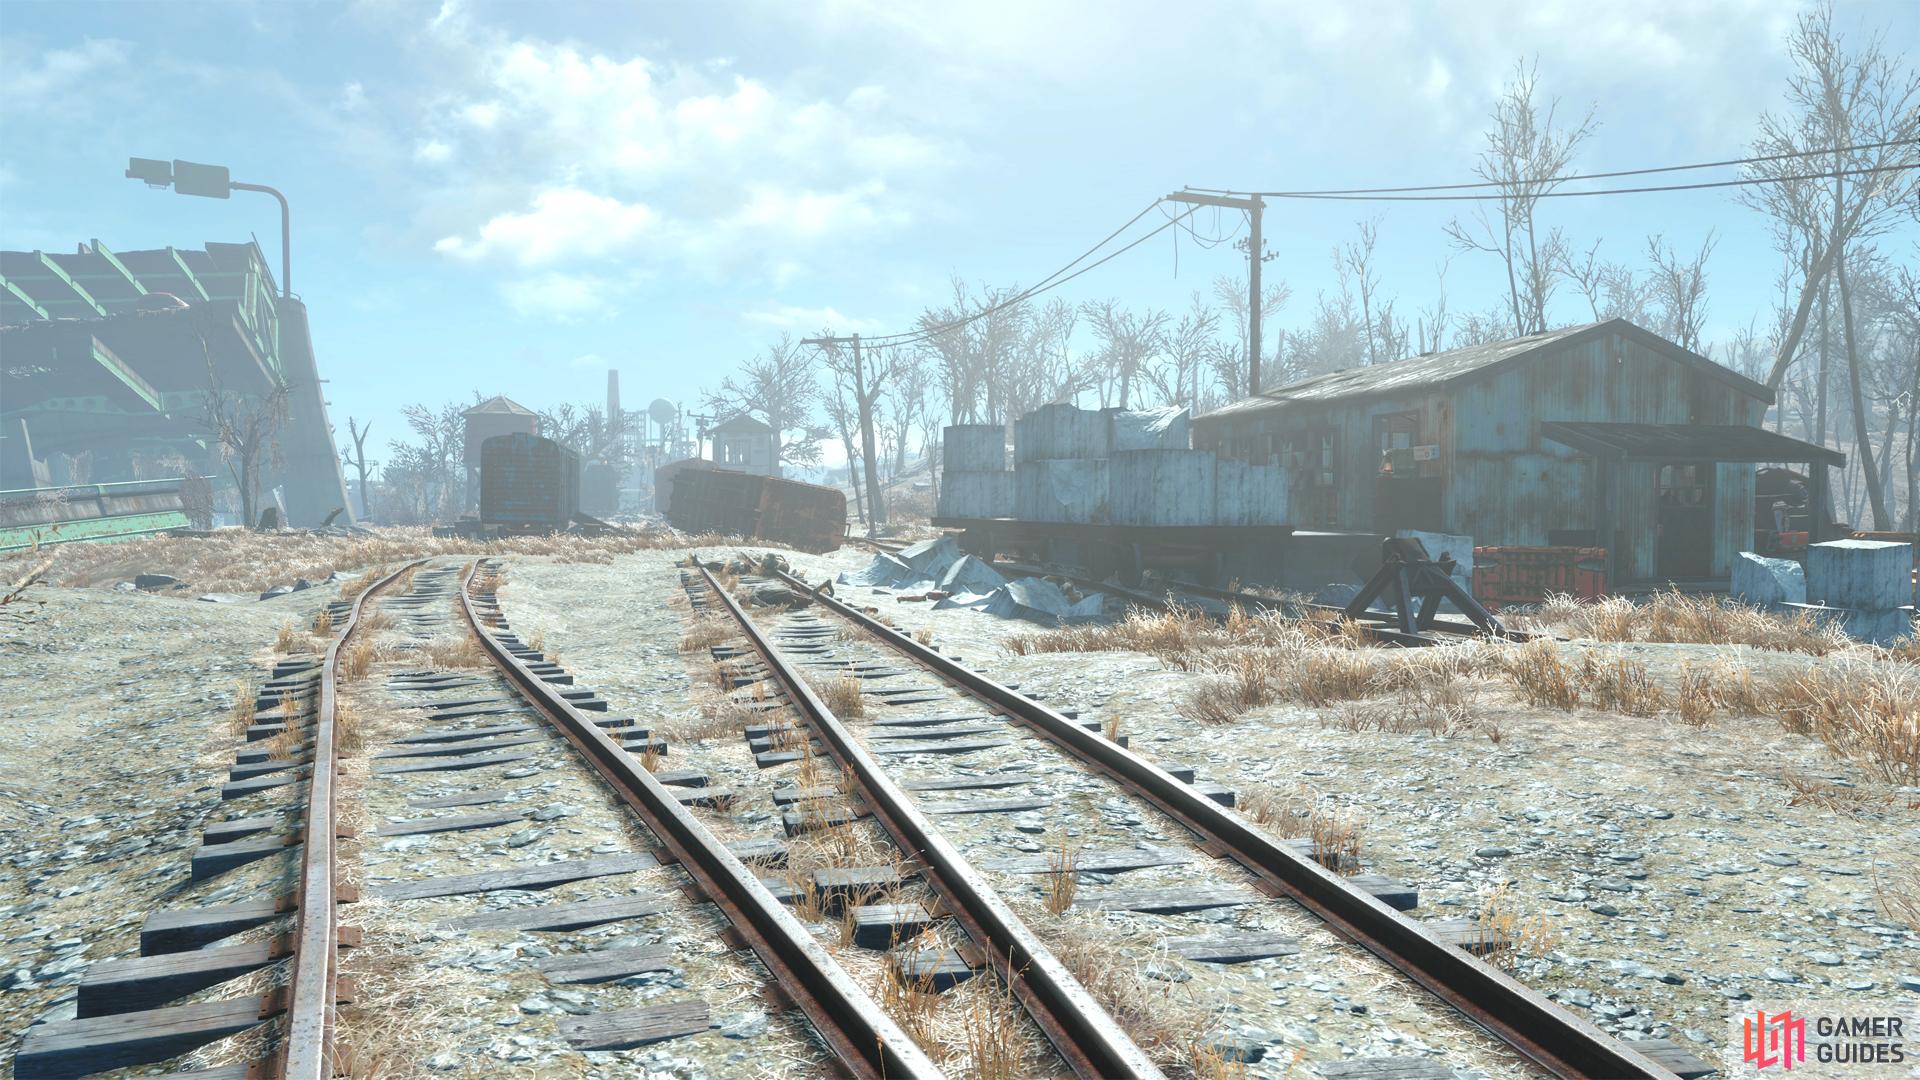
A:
[1782,602,1917,645]
[1731,552,1806,608]
[1808,539,1913,610]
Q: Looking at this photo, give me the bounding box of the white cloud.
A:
[413,138,453,164]
[436,187,656,264]
[743,305,878,332]
[502,272,616,320]
[1,38,131,105]
[568,352,611,368]
[406,20,942,275]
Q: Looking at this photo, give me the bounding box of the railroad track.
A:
[716,553,1717,1080]
[15,560,420,1079]
[16,559,943,1079]
[684,562,1163,1078]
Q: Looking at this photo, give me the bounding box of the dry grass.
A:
[1006,603,1352,665]
[913,626,935,647]
[959,971,1031,1079]
[679,614,734,652]
[1497,639,1581,709]
[1239,783,1315,835]
[311,606,334,636]
[1772,659,1920,785]
[416,633,488,670]
[1873,862,1920,931]
[1042,836,1081,915]
[1513,590,1855,655]
[228,678,256,735]
[877,932,944,1049]
[1046,922,1217,1069]
[1328,697,1474,738]
[273,620,304,654]
[1676,664,1718,726]
[639,742,663,772]
[1781,772,1879,813]
[813,673,866,719]
[1475,882,1560,970]
[335,699,365,757]
[1309,806,1364,873]
[37,524,732,595]
[1579,652,1666,717]
[338,636,376,681]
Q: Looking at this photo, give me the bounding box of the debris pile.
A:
[838,536,1105,625]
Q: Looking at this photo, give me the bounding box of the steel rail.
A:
[454,561,942,1080]
[772,564,1677,1080]
[278,560,422,1079]
[697,564,1164,1080]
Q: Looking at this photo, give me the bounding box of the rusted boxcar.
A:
[666,466,846,552]
[480,433,579,533]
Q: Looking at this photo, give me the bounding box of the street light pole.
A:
[126,158,291,298]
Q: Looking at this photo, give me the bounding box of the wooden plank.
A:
[191,834,294,881]
[868,714,990,729]
[867,724,1001,741]
[407,788,517,809]
[850,903,932,949]
[440,893,668,933]
[369,854,659,902]
[1317,1056,1457,1079]
[1074,884,1259,914]
[920,796,1054,816]
[223,770,307,800]
[14,996,269,1079]
[669,787,735,809]
[651,768,708,788]
[1628,1039,1717,1079]
[142,899,282,955]
[203,813,291,845]
[869,738,1011,756]
[536,944,677,983]
[371,750,535,776]
[982,846,1191,875]
[373,810,525,836]
[422,704,525,722]
[395,722,537,744]
[901,773,1036,792]
[1160,931,1300,964]
[373,735,544,760]
[558,999,710,1050]
[1348,873,1419,911]
[726,838,787,865]
[76,941,277,1017]
[890,947,975,991]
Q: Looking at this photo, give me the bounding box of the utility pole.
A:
[1166,191,1268,395]
[803,332,887,531]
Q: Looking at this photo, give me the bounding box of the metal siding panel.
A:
[1715,462,1755,576]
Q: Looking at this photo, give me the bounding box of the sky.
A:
[2,0,1916,468]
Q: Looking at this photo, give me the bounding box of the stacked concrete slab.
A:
[1109,450,1216,525]
[936,424,1013,519]
[1213,457,1291,526]
[1731,552,1806,610]
[1783,539,1915,644]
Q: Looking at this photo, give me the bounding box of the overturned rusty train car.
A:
[664,463,845,552]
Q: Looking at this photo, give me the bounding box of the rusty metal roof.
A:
[1541,421,1844,467]
[1197,319,1771,420]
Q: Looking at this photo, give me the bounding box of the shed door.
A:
[1655,463,1714,579]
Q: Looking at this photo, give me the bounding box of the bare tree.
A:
[1143,293,1221,410]
[397,401,465,522]
[701,334,828,472]
[341,417,374,522]
[1081,301,1168,409]
[1445,59,1597,336]
[815,336,902,529]
[198,336,289,528]
[1340,219,1388,365]
[1645,233,1719,352]
[1210,273,1291,397]
[1744,2,1920,392]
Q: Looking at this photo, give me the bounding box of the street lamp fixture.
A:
[125,157,292,299]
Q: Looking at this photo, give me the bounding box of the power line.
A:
[854,204,1200,348]
[1211,162,1919,203]
[1183,136,1920,198]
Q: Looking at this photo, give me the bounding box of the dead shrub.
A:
[813,673,865,719]
[1043,836,1081,915]
[274,621,304,654]
[1676,664,1717,726]
[1513,589,1852,655]
[339,637,376,681]
[1329,699,1473,737]
[1293,650,1378,706]
[1179,651,1275,723]
[679,615,733,653]
[1772,659,1920,784]
[1475,882,1560,970]
[312,607,335,636]
[961,973,1032,1080]
[1873,861,1920,931]
[1499,639,1580,709]
[1580,653,1666,717]
[417,634,487,670]
[1240,784,1315,835]
[1781,772,1878,813]
[229,678,257,735]
[1309,806,1364,873]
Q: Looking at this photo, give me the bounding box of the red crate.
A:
[1473,546,1608,609]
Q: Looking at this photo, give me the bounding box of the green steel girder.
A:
[0,271,50,320]
[90,240,148,297]
[32,251,107,316]
[166,246,212,301]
